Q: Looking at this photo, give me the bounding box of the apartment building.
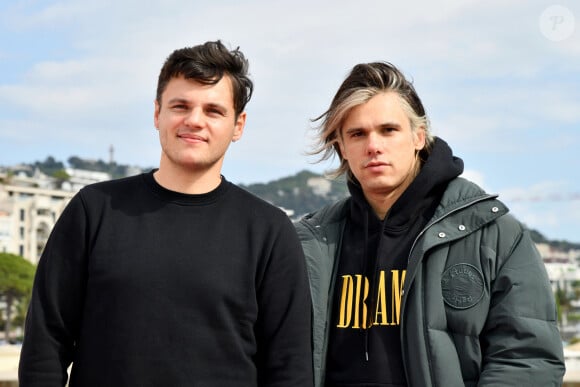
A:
[539,242,580,294]
[0,184,74,263]
[0,168,112,264]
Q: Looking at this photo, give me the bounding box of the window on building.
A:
[37,208,50,216]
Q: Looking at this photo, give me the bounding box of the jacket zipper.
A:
[399,193,498,383]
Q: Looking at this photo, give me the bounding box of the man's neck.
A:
[364,190,402,220]
[363,164,420,220]
[154,164,222,195]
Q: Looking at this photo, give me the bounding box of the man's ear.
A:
[232,112,246,142]
[154,100,161,129]
[414,127,426,151]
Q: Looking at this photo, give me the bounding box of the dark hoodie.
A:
[325,138,464,387]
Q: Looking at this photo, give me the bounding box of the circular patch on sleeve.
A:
[441,263,484,309]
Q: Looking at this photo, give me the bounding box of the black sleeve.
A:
[254,216,314,387]
[19,193,89,387]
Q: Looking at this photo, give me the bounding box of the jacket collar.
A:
[299,177,508,241]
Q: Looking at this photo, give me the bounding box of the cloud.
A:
[0,57,154,114]
[510,199,580,242]
[460,170,487,189]
[0,0,578,207]
[500,180,570,202]
[497,180,580,241]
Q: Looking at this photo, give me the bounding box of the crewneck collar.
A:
[142,169,231,206]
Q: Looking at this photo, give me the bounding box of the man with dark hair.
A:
[19,40,313,387]
[296,61,565,386]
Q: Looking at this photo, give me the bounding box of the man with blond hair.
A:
[296,61,564,386]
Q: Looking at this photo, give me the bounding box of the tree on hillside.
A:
[0,253,35,342]
[555,282,573,329]
[34,156,65,177]
[52,169,71,186]
[241,170,348,217]
[68,155,110,172]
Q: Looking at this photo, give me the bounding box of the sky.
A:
[0,0,579,243]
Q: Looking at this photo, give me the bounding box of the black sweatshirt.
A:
[19,171,313,387]
[325,138,464,386]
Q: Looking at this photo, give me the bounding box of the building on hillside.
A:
[0,185,74,263]
[3,167,59,190]
[62,168,111,192]
[307,177,332,196]
[539,242,580,295]
[0,165,124,264]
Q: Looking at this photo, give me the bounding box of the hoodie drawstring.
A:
[362,210,370,361]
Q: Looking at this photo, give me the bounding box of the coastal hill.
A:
[7,155,580,251]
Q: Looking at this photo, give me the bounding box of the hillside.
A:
[4,156,579,250]
[240,170,348,218]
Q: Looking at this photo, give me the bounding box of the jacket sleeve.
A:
[254,216,314,387]
[18,194,89,387]
[479,217,565,386]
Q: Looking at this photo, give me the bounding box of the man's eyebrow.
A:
[344,121,402,133]
[206,102,227,110]
[205,102,229,115]
[344,126,364,134]
[166,97,189,105]
[378,121,402,129]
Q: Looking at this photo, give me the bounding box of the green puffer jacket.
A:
[295,177,565,387]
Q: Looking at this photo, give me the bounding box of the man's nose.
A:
[184,108,204,127]
[366,132,382,155]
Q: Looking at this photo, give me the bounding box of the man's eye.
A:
[207,108,225,116]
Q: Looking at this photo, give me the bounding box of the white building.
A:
[0,184,74,263]
[62,168,111,192]
[0,166,128,263]
[538,242,580,294]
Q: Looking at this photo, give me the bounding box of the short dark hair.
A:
[156,40,253,117]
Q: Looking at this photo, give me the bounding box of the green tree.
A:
[0,253,35,342]
[34,156,65,177]
[555,283,571,328]
[52,169,70,180]
[52,169,71,187]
